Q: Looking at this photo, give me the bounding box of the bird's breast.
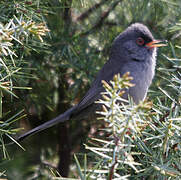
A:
[126,59,155,104]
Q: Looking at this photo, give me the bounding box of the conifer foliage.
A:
[0,0,181,179]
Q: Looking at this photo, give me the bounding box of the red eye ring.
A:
[136,37,145,46]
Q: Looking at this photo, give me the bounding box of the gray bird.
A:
[17,23,166,141]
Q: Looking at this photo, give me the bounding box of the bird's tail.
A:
[17,106,76,142]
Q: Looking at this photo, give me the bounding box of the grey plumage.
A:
[17,23,160,141]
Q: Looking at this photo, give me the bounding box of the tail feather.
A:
[17,106,76,142]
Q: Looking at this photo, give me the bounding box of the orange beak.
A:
[146,40,167,48]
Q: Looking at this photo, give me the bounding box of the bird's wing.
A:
[75,85,104,113]
[74,58,123,114]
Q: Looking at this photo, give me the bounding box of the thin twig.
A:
[108,135,119,180]
[80,0,122,37]
[76,0,109,21]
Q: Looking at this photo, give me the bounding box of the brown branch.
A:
[56,1,73,177]
[108,157,117,180]
[63,0,72,20]
[63,0,73,30]
[76,0,109,21]
[57,122,71,177]
[104,21,118,27]
[160,104,176,123]
[80,0,122,37]
[108,135,119,180]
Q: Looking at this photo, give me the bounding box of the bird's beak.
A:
[146,40,167,48]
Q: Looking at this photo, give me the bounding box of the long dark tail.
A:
[17,106,76,142]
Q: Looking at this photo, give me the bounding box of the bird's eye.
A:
[136,37,145,46]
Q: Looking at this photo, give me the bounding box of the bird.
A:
[17,23,166,142]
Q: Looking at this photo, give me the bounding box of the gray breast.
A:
[128,55,156,104]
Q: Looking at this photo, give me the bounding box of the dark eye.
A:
[136,37,145,46]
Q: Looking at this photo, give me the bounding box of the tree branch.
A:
[80,0,122,37]
[76,0,109,21]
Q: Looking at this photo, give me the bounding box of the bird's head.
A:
[111,23,166,62]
